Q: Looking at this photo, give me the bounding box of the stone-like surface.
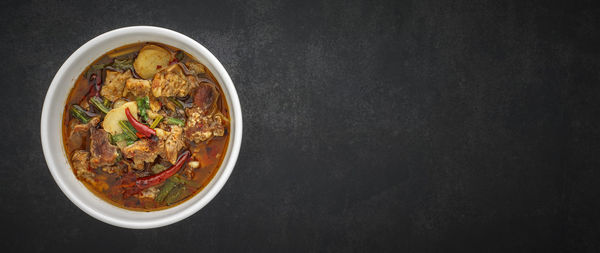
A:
[1,0,600,252]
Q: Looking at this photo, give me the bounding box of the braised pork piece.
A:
[62,43,230,211]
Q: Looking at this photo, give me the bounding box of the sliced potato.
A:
[133,45,172,79]
[112,99,128,109]
[102,101,139,135]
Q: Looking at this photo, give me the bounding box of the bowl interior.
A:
[41,26,241,229]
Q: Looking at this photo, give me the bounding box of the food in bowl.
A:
[62,42,230,211]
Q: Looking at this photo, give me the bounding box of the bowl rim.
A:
[40,26,242,229]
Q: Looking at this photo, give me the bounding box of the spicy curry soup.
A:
[62,42,230,211]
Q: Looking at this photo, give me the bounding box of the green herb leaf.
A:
[136,96,150,123]
[165,184,185,205]
[155,178,178,203]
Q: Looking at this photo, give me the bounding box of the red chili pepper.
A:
[125,107,156,138]
[136,151,190,189]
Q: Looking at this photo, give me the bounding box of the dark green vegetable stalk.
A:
[119,120,138,141]
[111,58,133,70]
[165,117,185,127]
[168,97,184,109]
[89,96,111,114]
[70,105,90,123]
[102,98,111,109]
[150,115,163,129]
[136,96,150,123]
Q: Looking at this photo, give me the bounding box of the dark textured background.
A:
[1,0,600,252]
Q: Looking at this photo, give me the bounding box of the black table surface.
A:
[2,0,600,252]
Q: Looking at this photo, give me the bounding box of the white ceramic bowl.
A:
[40,26,242,229]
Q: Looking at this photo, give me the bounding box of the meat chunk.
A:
[149,97,162,112]
[147,110,161,120]
[184,107,227,143]
[70,116,100,135]
[156,126,185,164]
[67,116,100,151]
[122,78,151,98]
[164,126,185,164]
[89,128,120,168]
[193,83,219,112]
[101,163,127,175]
[151,64,197,98]
[122,139,160,169]
[101,70,133,101]
[71,150,94,182]
[185,61,206,75]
